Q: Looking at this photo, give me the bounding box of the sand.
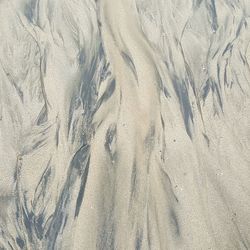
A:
[0,0,250,249]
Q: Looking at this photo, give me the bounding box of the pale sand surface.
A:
[0,0,250,249]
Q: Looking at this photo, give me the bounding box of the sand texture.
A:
[0,0,250,249]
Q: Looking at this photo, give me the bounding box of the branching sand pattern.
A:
[0,0,250,249]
